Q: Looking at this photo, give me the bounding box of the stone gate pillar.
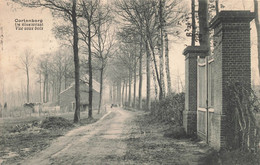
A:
[183,46,207,136]
[209,11,254,149]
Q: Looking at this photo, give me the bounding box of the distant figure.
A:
[0,103,2,118]
[111,104,113,108]
[4,102,7,110]
[4,102,8,117]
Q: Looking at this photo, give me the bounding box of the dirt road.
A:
[20,108,134,165]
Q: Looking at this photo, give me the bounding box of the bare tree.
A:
[164,32,171,93]
[158,0,166,98]
[138,32,143,109]
[78,0,102,118]
[106,48,131,106]
[116,0,185,105]
[159,0,185,95]
[37,54,50,103]
[17,49,34,103]
[118,44,136,107]
[115,0,156,110]
[92,7,115,113]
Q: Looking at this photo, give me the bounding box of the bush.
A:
[227,82,260,151]
[151,92,185,125]
[41,117,74,129]
[164,125,187,139]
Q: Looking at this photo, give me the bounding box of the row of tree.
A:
[12,0,259,124]
[106,0,187,110]
[12,0,189,121]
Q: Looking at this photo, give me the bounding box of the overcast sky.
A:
[0,0,258,95]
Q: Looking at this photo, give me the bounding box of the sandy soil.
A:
[10,108,214,165]
[19,108,134,165]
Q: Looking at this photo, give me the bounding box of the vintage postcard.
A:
[0,0,259,164]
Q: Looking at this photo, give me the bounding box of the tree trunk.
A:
[133,58,137,108]
[64,71,68,89]
[152,62,158,100]
[145,40,151,110]
[147,32,163,100]
[159,41,165,99]
[40,72,42,102]
[198,0,210,48]
[125,81,128,106]
[138,34,143,110]
[112,82,116,104]
[149,40,163,100]
[97,17,103,114]
[122,80,125,107]
[98,68,103,114]
[57,75,61,103]
[46,74,49,102]
[128,69,132,107]
[164,33,171,94]
[58,75,62,94]
[43,75,46,103]
[72,0,81,123]
[26,67,29,103]
[215,0,219,14]
[88,23,93,118]
[191,0,196,46]
[52,82,55,101]
[254,0,260,79]
[110,85,112,103]
[159,0,165,99]
[117,80,121,105]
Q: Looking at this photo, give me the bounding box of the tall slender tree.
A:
[164,32,171,94]
[92,6,114,113]
[79,0,110,118]
[138,31,143,109]
[17,49,34,103]
[158,0,166,99]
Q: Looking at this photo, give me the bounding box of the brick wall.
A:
[209,11,254,149]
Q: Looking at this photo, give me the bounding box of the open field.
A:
[0,110,105,164]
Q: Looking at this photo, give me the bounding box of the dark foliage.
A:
[226,82,260,151]
[163,125,187,139]
[151,92,185,125]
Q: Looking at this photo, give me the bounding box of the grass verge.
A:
[116,112,212,164]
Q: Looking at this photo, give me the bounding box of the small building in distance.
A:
[59,74,100,112]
